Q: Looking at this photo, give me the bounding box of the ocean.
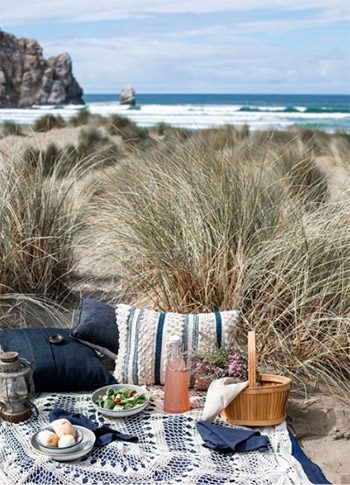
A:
[1,93,349,132]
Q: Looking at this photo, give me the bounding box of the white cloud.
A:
[229,11,350,34]
[2,0,348,93]
[41,35,350,93]
[1,0,349,26]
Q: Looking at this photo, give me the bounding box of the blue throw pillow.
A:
[70,298,119,360]
[0,327,116,392]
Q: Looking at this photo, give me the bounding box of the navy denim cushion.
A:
[70,298,119,360]
[0,327,116,392]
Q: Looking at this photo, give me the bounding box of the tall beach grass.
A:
[1,121,349,394]
[90,127,350,394]
[0,150,87,298]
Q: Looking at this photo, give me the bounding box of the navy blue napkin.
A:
[197,421,270,453]
[49,408,138,447]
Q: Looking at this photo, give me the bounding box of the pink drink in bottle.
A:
[163,336,191,413]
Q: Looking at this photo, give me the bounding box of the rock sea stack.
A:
[0,30,84,108]
[120,86,136,105]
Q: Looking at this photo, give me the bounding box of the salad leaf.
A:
[95,387,147,411]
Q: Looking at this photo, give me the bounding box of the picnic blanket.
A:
[0,390,316,484]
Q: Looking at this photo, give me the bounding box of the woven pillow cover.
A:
[114,304,240,385]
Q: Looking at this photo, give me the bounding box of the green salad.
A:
[95,387,147,411]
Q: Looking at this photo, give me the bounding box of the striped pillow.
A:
[114,304,240,386]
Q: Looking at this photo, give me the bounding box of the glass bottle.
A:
[163,336,191,413]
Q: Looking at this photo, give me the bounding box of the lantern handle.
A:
[27,402,39,418]
[0,400,6,417]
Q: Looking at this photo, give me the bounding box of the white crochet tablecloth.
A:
[0,390,311,485]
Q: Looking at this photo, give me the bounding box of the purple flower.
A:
[228,351,248,380]
[191,344,247,381]
[215,368,226,378]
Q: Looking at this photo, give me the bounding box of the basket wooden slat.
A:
[220,330,291,426]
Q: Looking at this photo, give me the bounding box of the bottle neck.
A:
[169,343,182,359]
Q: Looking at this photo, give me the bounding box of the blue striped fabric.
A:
[215,312,222,348]
[192,314,199,351]
[154,313,166,385]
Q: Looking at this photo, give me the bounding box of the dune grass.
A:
[69,108,91,126]
[22,127,123,177]
[90,127,349,393]
[22,143,80,178]
[1,122,349,394]
[0,151,87,298]
[152,122,193,140]
[108,114,151,147]
[32,114,66,132]
[2,121,23,137]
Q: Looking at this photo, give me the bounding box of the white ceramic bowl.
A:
[33,428,83,455]
[91,384,150,418]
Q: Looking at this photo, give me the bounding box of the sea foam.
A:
[0,100,349,132]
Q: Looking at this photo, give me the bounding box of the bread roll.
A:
[50,419,77,439]
[58,435,76,448]
[37,430,59,447]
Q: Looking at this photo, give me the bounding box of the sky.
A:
[1,0,349,94]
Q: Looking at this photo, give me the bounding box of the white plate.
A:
[91,384,150,418]
[33,428,84,455]
[31,426,95,461]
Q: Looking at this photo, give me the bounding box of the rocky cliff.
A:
[0,31,84,107]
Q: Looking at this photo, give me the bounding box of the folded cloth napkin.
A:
[49,408,138,447]
[201,377,249,421]
[197,421,270,453]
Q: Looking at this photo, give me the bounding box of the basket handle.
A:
[248,330,257,388]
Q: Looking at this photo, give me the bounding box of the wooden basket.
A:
[220,330,291,426]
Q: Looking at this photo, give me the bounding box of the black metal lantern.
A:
[0,351,35,423]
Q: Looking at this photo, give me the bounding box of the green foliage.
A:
[32,114,66,132]
[108,114,136,131]
[77,127,109,156]
[76,127,122,166]
[192,339,248,380]
[108,114,150,147]
[2,121,22,137]
[22,144,65,177]
[153,122,193,140]
[154,122,169,136]
[42,143,62,173]
[22,126,122,179]
[190,124,249,150]
[8,88,20,102]
[69,109,91,127]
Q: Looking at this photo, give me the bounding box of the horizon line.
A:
[84,92,350,97]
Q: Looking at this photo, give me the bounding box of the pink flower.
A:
[191,345,248,381]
